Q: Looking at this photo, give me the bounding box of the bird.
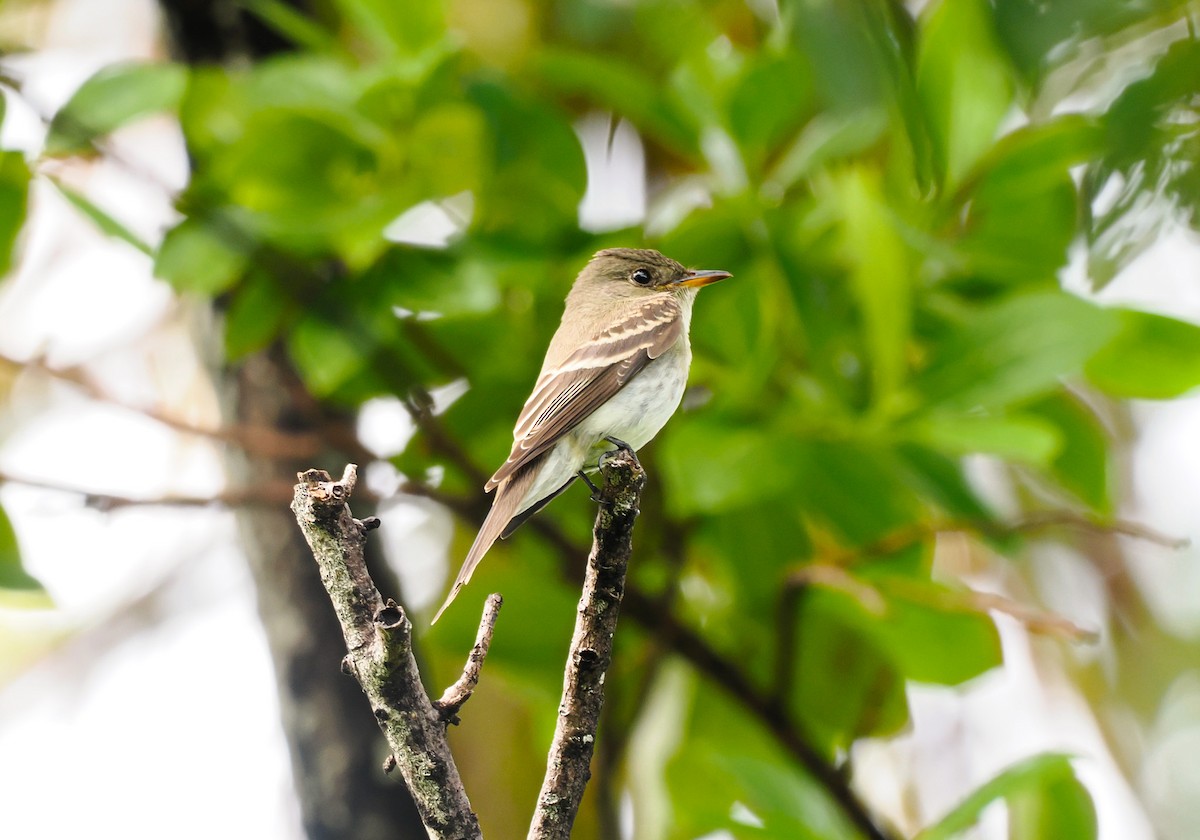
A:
[432,247,732,623]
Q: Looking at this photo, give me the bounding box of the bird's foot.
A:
[599,436,636,471]
[577,470,603,502]
[603,435,634,453]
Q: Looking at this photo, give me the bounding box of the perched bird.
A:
[432,248,732,623]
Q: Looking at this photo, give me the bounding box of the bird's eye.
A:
[630,268,653,286]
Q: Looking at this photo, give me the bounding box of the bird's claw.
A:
[577,470,603,502]
[599,436,635,471]
[603,436,634,454]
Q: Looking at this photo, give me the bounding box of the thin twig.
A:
[434,593,504,724]
[291,465,481,840]
[1008,511,1189,550]
[954,589,1099,643]
[403,391,491,488]
[0,469,299,509]
[1,354,322,459]
[808,514,1188,570]
[528,447,645,840]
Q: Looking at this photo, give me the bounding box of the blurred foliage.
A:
[7,0,1200,837]
[0,503,49,609]
[914,753,1096,840]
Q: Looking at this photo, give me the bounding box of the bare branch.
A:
[805,513,1189,571]
[784,563,1099,644]
[954,589,1100,643]
[291,465,481,840]
[1008,511,1189,550]
[434,593,504,724]
[0,468,299,509]
[0,354,322,459]
[528,447,645,840]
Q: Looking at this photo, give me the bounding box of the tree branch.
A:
[0,353,321,459]
[0,469,299,509]
[291,464,483,840]
[434,592,504,725]
[528,448,645,840]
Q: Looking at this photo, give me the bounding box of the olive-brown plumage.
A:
[433,248,731,623]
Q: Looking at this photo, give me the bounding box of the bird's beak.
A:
[672,268,733,288]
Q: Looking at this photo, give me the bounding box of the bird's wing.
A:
[485,295,683,491]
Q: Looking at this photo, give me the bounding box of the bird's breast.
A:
[578,338,692,452]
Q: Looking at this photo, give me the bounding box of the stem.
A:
[528,448,645,839]
[291,465,483,840]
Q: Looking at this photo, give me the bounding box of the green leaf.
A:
[176,57,413,266]
[332,0,446,58]
[663,35,739,140]
[765,110,888,196]
[0,504,50,608]
[224,269,291,359]
[535,48,697,156]
[904,412,1062,466]
[956,117,1101,284]
[467,81,587,243]
[994,0,1157,86]
[791,587,911,750]
[154,218,248,295]
[668,678,860,840]
[895,443,994,523]
[830,166,910,411]
[792,440,922,547]
[916,0,1012,189]
[176,67,244,165]
[958,175,1077,285]
[972,116,1104,199]
[863,576,1003,685]
[714,755,843,839]
[1008,765,1098,840]
[914,292,1123,411]
[408,103,489,197]
[240,56,386,147]
[1101,38,1200,173]
[47,176,153,255]
[240,0,347,54]
[46,62,187,155]
[788,3,890,116]
[694,501,812,618]
[728,51,814,172]
[1086,310,1200,399]
[1088,39,1200,286]
[917,753,1089,840]
[287,314,368,398]
[215,111,384,255]
[803,570,1003,691]
[370,250,501,318]
[429,534,578,680]
[658,420,793,517]
[1026,391,1111,513]
[0,150,30,277]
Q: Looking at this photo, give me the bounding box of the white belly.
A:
[577,344,690,452]
[517,341,691,512]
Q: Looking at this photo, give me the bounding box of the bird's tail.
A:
[431,467,536,624]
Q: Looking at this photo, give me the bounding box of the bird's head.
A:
[579,248,732,298]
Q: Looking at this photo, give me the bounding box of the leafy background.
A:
[2,0,1200,838]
